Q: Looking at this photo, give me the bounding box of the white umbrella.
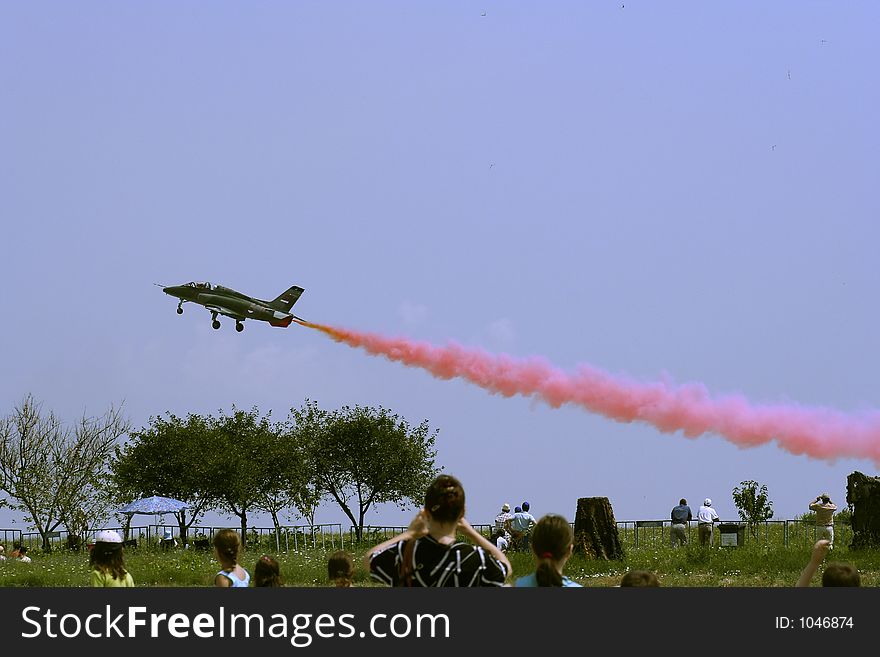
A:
[118,496,189,544]
[119,495,188,515]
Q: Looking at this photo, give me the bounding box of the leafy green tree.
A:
[203,406,292,547]
[112,406,321,548]
[60,480,115,549]
[732,480,774,537]
[110,412,216,546]
[0,394,129,551]
[257,425,323,542]
[291,400,440,541]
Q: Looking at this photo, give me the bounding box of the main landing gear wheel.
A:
[177,306,184,314]
[235,321,244,332]
[212,320,221,330]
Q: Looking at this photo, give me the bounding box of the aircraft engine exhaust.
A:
[294,320,880,467]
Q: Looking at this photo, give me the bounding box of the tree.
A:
[204,406,290,548]
[254,428,323,536]
[0,394,129,551]
[112,406,318,548]
[732,480,774,537]
[110,412,216,546]
[60,481,115,550]
[291,400,440,541]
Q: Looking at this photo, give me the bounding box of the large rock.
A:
[847,471,880,549]
[574,496,624,560]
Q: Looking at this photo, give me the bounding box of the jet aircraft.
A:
[161,281,305,332]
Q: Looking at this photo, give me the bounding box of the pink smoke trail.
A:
[297,320,880,466]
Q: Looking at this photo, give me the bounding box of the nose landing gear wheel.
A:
[235,322,244,332]
[177,306,184,314]
[212,320,221,330]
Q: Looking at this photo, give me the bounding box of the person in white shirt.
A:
[697,498,720,546]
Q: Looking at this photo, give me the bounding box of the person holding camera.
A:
[809,492,837,547]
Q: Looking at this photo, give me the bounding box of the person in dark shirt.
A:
[670,498,692,547]
[364,474,511,587]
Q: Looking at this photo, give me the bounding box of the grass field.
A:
[2,540,878,587]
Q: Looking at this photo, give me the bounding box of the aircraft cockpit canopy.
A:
[187,281,213,290]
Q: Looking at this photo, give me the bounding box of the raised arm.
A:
[362,510,428,571]
[458,517,512,579]
[796,539,831,587]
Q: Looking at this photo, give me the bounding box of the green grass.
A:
[2,541,879,587]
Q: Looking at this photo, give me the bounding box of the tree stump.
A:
[574,496,623,560]
[847,471,880,549]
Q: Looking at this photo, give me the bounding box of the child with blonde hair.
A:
[213,529,250,587]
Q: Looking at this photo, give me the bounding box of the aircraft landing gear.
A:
[235,321,244,332]
[211,311,220,330]
[177,304,184,315]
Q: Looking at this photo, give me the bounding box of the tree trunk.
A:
[358,509,367,543]
[847,471,880,549]
[177,509,187,547]
[573,497,624,560]
[271,510,281,553]
[239,512,248,548]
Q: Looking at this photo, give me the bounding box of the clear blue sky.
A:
[2,1,878,533]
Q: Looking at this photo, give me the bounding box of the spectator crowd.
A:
[0,480,859,588]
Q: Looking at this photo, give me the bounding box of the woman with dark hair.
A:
[364,474,511,586]
[514,514,581,587]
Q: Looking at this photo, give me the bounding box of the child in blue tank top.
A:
[213,529,250,587]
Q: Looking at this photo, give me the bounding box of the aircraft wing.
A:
[203,304,245,321]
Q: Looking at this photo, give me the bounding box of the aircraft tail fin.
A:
[268,285,304,312]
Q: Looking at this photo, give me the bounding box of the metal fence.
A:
[615,519,854,549]
[9,524,344,553]
[4,519,855,553]
[344,519,855,550]
[17,526,152,551]
[350,524,499,544]
[151,523,345,552]
[0,528,22,548]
